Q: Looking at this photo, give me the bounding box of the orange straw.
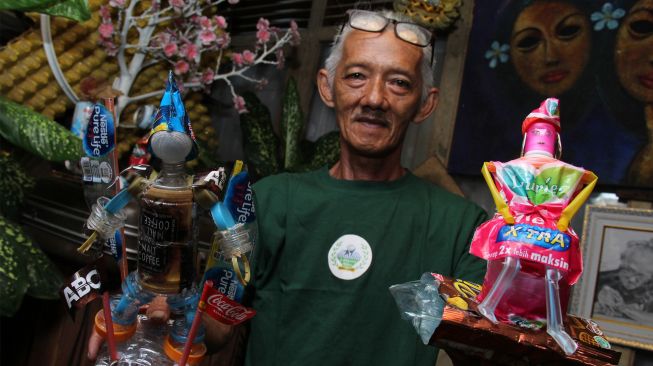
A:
[179,280,213,366]
[102,291,118,361]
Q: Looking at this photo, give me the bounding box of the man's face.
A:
[319,28,436,158]
[619,246,653,290]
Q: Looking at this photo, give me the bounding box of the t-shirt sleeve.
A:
[452,203,489,284]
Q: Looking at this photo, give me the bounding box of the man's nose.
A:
[361,77,388,110]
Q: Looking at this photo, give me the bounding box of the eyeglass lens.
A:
[349,12,387,32]
[348,10,431,47]
[396,23,430,46]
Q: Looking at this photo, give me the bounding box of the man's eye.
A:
[392,79,411,89]
[346,72,365,79]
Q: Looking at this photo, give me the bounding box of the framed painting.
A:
[446,0,652,188]
[569,205,653,350]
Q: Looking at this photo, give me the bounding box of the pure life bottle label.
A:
[83,103,115,158]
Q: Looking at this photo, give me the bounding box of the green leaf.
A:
[34,0,90,22]
[0,0,90,21]
[0,216,63,316]
[0,153,35,219]
[280,77,303,171]
[195,139,221,172]
[0,219,29,316]
[0,96,84,162]
[25,243,63,300]
[240,92,280,179]
[293,131,340,172]
[0,0,59,11]
[307,131,340,170]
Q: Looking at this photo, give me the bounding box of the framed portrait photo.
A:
[569,205,653,350]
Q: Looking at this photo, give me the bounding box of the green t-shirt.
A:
[245,168,487,366]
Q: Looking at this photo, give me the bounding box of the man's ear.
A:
[317,69,335,108]
[414,87,439,124]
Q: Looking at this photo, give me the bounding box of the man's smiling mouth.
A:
[355,115,389,128]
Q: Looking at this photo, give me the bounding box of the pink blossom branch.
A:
[98,0,299,120]
[128,27,294,107]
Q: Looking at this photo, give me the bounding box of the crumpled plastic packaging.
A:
[95,314,175,366]
[389,273,445,344]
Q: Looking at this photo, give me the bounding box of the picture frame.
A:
[611,345,636,366]
[569,205,653,351]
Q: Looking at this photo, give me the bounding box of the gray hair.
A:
[324,9,435,104]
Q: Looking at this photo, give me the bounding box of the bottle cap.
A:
[521,98,561,134]
[94,310,137,342]
[163,335,207,365]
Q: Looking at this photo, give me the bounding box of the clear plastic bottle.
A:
[137,161,198,294]
[83,196,127,258]
[205,222,257,304]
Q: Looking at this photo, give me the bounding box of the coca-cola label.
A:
[204,287,256,325]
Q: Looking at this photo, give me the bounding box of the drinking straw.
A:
[102,291,118,361]
[179,280,213,366]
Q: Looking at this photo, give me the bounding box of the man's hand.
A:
[87,329,105,361]
[202,314,236,353]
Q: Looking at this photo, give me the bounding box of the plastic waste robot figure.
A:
[469,98,597,355]
[80,72,255,364]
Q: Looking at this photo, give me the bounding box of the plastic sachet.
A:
[389,273,445,344]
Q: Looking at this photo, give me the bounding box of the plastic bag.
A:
[389,273,445,344]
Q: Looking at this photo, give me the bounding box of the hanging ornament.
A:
[393,0,463,32]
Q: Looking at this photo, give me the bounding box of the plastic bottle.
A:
[137,161,198,295]
[476,98,581,355]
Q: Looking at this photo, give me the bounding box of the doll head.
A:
[147,71,199,164]
[521,98,561,157]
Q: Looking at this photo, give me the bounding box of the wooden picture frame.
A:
[569,205,653,351]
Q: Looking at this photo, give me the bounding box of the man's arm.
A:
[453,203,489,284]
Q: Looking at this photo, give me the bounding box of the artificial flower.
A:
[591,2,625,31]
[163,42,178,57]
[242,50,256,64]
[99,22,114,39]
[174,60,189,75]
[485,41,509,69]
[232,52,244,67]
[199,29,217,45]
[233,95,247,113]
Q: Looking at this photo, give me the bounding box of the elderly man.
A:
[88,8,487,366]
[240,8,487,366]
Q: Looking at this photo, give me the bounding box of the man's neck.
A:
[329,155,406,181]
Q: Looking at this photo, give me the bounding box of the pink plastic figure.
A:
[470,98,598,355]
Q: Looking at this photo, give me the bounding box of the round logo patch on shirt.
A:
[327,234,372,280]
